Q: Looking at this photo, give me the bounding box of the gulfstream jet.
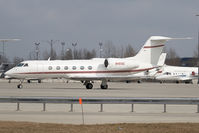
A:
[5,36,188,89]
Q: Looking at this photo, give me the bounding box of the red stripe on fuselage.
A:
[16,67,156,75]
[144,44,164,48]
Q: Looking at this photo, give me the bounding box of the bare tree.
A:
[117,45,124,58]
[83,49,96,59]
[103,40,117,58]
[42,50,50,60]
[124,44,135,57]
[165,47,181,66]
[0,54,9,64]
[192,44,198,66]
[42,49,57,60]
[75,49,83,59]
[28,51,36,60]
[194,45,198,58]
[64,48,73,60]
[13,56,24,66]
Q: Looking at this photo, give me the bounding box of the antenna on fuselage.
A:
[47,57,51,61]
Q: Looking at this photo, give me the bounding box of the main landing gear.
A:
[83,80,108,89]
[84,81,93,89]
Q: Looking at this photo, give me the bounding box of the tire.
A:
[86,83,93,89]
[17,84,23,89]
[101,84,108,89]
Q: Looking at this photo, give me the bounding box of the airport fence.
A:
[0,96,199,113]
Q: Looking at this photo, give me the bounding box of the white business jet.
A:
[155,63,198,84]
[5,36,186,89]
[131,52,198,84]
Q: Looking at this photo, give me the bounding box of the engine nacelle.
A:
[104,58,139,70]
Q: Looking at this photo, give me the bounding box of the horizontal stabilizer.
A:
[151,37,192,41]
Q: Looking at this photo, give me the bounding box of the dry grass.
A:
[0,121,199,133]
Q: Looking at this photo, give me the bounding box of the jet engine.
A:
[104,58,139,70]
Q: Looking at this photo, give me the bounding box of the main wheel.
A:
[38,80,41,83]
[27,80,31,83]
[100,84,108,89]
[86,83,93,89]
[17,84,23,89]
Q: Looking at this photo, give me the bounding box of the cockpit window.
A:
[16,63,24,67]
[24,63,28,67]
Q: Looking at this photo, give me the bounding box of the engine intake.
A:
[104,58,138,70]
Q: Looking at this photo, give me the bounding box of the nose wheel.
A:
[17,80,24,89]
[17,84,23,89]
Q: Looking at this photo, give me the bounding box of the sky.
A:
[0,0,199,60]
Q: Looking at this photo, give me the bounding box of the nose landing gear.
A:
[17,84,23,89]
[17,80,24,89]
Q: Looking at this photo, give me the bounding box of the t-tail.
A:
[132,36,191,65]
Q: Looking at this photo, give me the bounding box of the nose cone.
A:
[4,69,13,76]
[4,68,19,79]
[4,70,12,79]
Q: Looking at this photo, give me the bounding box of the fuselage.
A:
[155,65,198,81]
[5,58,155,80]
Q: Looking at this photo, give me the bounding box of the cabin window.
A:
[64,66,68,70]
[80,66,84,70]
[16,63,24,67]
[24,63,28,67]
[88,66,92,70]
[56,66,60,70]
[72,66,76,70]
[48,66,53,70]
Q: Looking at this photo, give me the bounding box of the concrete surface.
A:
[0,80,199,124]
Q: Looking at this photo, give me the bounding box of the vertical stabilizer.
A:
[133,36,191,65]
[134,36,171,65]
